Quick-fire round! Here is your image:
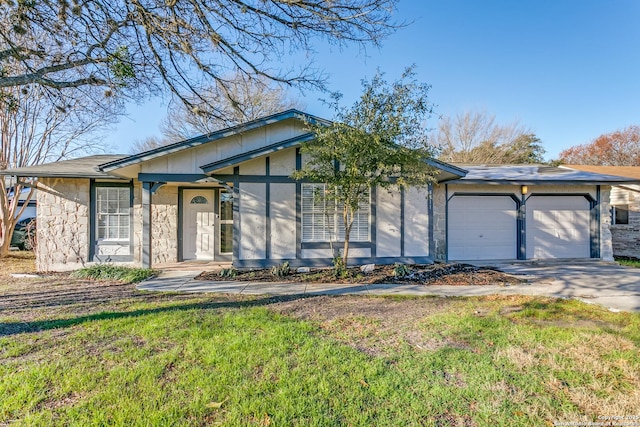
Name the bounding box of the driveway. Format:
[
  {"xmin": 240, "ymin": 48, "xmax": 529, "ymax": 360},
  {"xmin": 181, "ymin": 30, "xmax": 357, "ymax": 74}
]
[
  {"xmin": 138, "ymin": 261, "xmax": 640, "ymax": 313},
  {"xmin": 485, "ymin": 261, "xmax": 640, "ymax": 312}
]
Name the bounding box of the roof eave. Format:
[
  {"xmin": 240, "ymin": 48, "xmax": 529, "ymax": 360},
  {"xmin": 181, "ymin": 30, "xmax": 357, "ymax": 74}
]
[
  {"xmin": 424, "ymin": 158, "xmax": 468, "ymax": 183},
  {"xmin": 201, "ymin": 132, "xmax": 316, "ymax": 173},
  {"xmin": 99, "ymin": 109, "xmax": 330, "ymax": 173},
  {"xmin": 449, "ymin": 179, "xmax": 640, "ymax": 185}
]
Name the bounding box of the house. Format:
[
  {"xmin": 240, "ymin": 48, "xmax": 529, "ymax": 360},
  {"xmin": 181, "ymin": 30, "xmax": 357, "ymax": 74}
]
[
  {"xmin": 564, "ymin": 165, "xmax": 640, "ymax": 259},
  {"xmin": 5, "ymin": 110, "xmax": 637, "ymax": 271}
]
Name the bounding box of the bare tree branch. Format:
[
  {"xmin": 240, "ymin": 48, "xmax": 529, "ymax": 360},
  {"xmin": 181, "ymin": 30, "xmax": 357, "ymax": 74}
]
[
  {"xmin": 434, "ymin": 110, "xmax": 545, "ymax": 164},
  {"xmin": 0, "ymin": 0, "xmax": 400, "ymax": 110}
]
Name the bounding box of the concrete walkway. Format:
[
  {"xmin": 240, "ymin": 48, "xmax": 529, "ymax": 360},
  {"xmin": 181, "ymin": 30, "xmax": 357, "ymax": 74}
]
[{"xmin": 137, "ymin": 261, "xmax": 640, "ymax": 313}]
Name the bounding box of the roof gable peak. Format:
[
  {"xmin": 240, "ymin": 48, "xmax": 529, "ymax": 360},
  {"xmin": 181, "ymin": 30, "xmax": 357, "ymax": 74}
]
[{"xmin": 98, "ymin": 109, "xmax": 329, "ymax": 173}]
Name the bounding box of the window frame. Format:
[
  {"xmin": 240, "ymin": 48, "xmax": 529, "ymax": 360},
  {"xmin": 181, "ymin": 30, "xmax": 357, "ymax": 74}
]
[
  {"xmin": 90, "ymin": 181, "xmax": 134, "ymax": 262},
  {"xmin": 612, "ymin": 205, "xmax": 630, "ymax": 225},
  {"xmin": 301, "ymin": 183, "xmax": 370, "ymax": 243},
  {"xmin": 96, "ymin": 186, "xmax": 132, "ymax": 242},
  {"xmin": 219, "ymin": 189, "xmax": 233, "ymax": 254}
]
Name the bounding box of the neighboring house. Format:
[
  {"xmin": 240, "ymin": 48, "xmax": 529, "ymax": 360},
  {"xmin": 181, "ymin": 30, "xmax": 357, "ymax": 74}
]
[
  {"xmin": 564, "ymin": 165, "xmax": 640, "ymax": 259},
  {"xmin": 5, "ymin": 110, "xmax": 637, "ymax": 271}
]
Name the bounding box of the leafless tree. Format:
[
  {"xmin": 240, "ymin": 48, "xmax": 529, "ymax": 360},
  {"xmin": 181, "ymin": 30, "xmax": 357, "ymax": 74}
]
[
  {"xmin": 434, "ymin": 110, "xmax": 545, "ymax": 164},
  {"xmin": 1, "ymin": 0, "xmax": 400, "ymax": 113},
  {"xmin": 0, "ymin": 83, "xmax": 117, "ymax": 257},
  {"xmin": 161, "ymin": 74, "xmax": 304, "ymax": 141},
  {"xmin": 130, "ymin": 74, "xmax": 303, "ymax": 153},
  {"xmin": 130, "ymin": 136, "xmax": 166, "ymax": 153}
]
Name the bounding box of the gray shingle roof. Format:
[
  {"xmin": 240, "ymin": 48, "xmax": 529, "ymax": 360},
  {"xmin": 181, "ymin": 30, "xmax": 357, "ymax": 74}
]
[
  {"xmin": 5, "ymin": 155, "xmax": 128, "ymax": 179},
  {"xmin": 449, "ymin": 164, "xmax": 639, "ymax": 184}
]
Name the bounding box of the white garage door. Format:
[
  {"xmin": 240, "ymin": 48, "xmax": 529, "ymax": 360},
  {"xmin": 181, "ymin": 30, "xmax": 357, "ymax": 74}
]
[
  {"xmin": 526, "ymin": 196, "xmax": 590, "ymax": 259},
  {"xmin": 448, "ymin": 196, "xmax": 517, "ymax": 260}
]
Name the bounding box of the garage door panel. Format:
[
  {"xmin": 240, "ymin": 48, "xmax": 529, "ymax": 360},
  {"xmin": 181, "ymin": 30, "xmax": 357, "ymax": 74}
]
[
  {"xmin": 526, "ymin": 196, "xmax": 590, "ymax": 259},
  {"xmin": 448, "ymin": 227, "xmax": 515, "ymax": 244},
  {"xmin": 448, "ymin": 196, "xmax": 517, "ymax": 260}
]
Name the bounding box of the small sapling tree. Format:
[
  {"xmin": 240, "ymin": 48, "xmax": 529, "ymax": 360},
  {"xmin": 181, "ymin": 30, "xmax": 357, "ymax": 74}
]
[{"xmin": 292, "ymin": 66, "xmax": 438, "ymax": 268}]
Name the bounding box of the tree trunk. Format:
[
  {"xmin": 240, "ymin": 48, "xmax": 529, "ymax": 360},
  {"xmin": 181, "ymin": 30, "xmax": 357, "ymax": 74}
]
[
  {"xmin": 342, "ymin": 204, "xmax": 352, "ymax": 266},
  {"xmin": 0, "ymin": 233, "xmax": 12, "ymax": 257}
]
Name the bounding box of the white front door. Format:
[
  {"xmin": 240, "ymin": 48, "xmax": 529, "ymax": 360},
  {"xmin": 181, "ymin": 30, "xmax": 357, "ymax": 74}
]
[{"xmin": 183, "ymin": 189, "xmax": 216, "ymax": 260}]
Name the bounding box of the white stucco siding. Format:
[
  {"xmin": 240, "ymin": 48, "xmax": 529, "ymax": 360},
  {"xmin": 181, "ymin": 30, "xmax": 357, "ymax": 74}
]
[
  {"xmin": 346, "ymin": 248, "xmax": 372, "ymax": 258},
  {"xmin": 403, "ymin": 187, "xmax": 430, "ymax": 257},
  {"xmin": 269, "ymin": 148, "xmax": 297, "ymax": 175},
  {"xmin": 376, "ymin": 187, "xmax": 401, "ymax": 257},
  {"xmin": 239, "ymin": 183, "xmax": 267, "ymax": 260},
  {"xmin": 143, "ymin": 156, "xmax": 170, "ymax": 173},
  {"xmin": 240, "ymin": 158, "xmax": 266, "ymax": 175},
  {"xmin": 301, "ymin": 248, "xmax": 332, "ymax": 258},
  {"xmin": 270, "ymin": 183, "xmax": 296, "ymax": 259},
  {"xmin": 138, "ymin": 119, "xmax": 307, "ymax": 175}
]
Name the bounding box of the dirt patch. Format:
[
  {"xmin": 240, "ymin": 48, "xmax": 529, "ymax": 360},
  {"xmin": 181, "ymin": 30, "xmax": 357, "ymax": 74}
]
[
  {"xmin": 0, "ymin": 273, "xmax": 238, "ymax": 336},
  {"xmin": 271, "ymin": 295, "xmax": 471, "ymax": 356},
  {"xmin": 197, "ymin": 263, "xmax": 525, "ymax": 286}
]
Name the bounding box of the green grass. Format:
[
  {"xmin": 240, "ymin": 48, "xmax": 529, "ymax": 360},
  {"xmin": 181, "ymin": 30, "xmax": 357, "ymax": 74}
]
[
  {"xmin": 70, "ymin": 264, "xmax": 156, "ymax": 283},
  {"xmin": 617, "ymin": 258, "xmax": 640, "ymax": 268},
  {"xmin": 1, "ymin": 287, "xmax": 639, "ymax": 426}
]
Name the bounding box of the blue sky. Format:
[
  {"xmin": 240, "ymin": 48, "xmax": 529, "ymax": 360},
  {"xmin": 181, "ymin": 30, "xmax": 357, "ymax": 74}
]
[{"xmin": 106, "ymin": 0, "xmax": 640, "ymax": 160}]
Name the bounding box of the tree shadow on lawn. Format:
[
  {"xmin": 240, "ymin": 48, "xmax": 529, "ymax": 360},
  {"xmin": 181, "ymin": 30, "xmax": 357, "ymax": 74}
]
[{"xmin": 0, "ymin": 293, "xmax": 315, "ymax": 337}]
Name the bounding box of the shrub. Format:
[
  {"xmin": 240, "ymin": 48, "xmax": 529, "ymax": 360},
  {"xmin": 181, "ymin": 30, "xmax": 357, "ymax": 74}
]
[
  {"xmin": 332, "ymin": 256, "xmax": 347, "ymax": 278},
  {"xmin": 218, "ymin": 267, "xmax": 238, "ymax": 278},
  {"xmin": 71, "ymin": 265, "xmax": 156, "ymax": 283},
  {"xmin": 393, "ymin": 263, "xmax": 412, "ymax": 278},
  {"xmin": 271, "ymin": 261, "xmax": 291, "ymax": 278}
]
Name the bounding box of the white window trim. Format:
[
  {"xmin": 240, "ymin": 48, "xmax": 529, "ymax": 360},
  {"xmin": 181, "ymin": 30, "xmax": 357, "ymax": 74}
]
[
  {"xmin": 301, "ymin": 183, "xmax": 370, "ymax": 243},
  {"xmin": 96, "ymin": 186, "xmax": 131, "ymax": 242}
]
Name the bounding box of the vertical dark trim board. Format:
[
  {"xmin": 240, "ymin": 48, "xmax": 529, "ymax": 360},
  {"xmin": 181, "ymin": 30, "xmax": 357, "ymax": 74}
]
[
  {"xmin": 265, "ymin": 157, "xmax": 271, "ymax": 260},
  {"xmin": 232, "ymin": 167, "xmax": 241, "ymax": 264}
]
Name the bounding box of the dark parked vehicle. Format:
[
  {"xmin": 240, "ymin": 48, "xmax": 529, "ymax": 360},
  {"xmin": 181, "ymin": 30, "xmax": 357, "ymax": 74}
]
[{"xmin": 11, "ymin": 217, "xmax": 36, "ymax": 250}]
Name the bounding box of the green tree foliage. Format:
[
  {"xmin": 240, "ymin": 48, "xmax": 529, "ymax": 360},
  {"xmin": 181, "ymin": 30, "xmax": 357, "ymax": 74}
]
[{"xmin": 292, "ymin": 66, "xmax": 438, "ymax": 265}]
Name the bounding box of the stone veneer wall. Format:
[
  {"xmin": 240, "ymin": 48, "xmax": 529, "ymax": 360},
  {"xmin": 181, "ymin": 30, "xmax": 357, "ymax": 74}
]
[
  {"xmin": 599, "ymin": 186, "xmax": 614, "ymax": 261},
  {"xmin": 431, "ymin": 183, "xmax": 447, "ymax": 262},
  {"xmin": 36, "ymin": 178, "xmax": 90, "ymax": 271},
  {"xmin": 149, "ymin": 185, "xmax": 178, "ymax": 265},
  {"xmin": 609, "ymin": 187, "xmax": 640, "ymax": 259}
]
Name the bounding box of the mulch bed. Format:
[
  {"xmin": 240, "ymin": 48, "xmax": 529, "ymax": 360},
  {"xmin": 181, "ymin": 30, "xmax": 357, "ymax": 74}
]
[{"xmin": 196, "ymin": 263, "xmax": 526, "ymax": 286}]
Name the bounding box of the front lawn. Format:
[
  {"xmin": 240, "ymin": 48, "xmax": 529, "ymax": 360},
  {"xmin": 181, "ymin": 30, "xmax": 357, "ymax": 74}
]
[{"xmin": 1, "ymin": 260, "xmax": 639, "ymax": 425}]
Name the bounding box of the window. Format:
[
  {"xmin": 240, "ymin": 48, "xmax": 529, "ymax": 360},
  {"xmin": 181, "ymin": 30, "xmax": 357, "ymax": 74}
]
[
  {"xmin": 96, "ymin": 187, "xmax": 131, "ymax": 241},
  {"xmin": 190, "ymin": 195, "xmax": 209, "ymax": 204},
  {"xmin": 301, "ymin": 183, "xmax": 370, "ymax": 242},
  {"xmin": 219, "ymin": 190, "xmax": 233, "ymax": 253},
  {"xmin": 612, "ymin": 205, "xmax": 629, "ymax": 225}
]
